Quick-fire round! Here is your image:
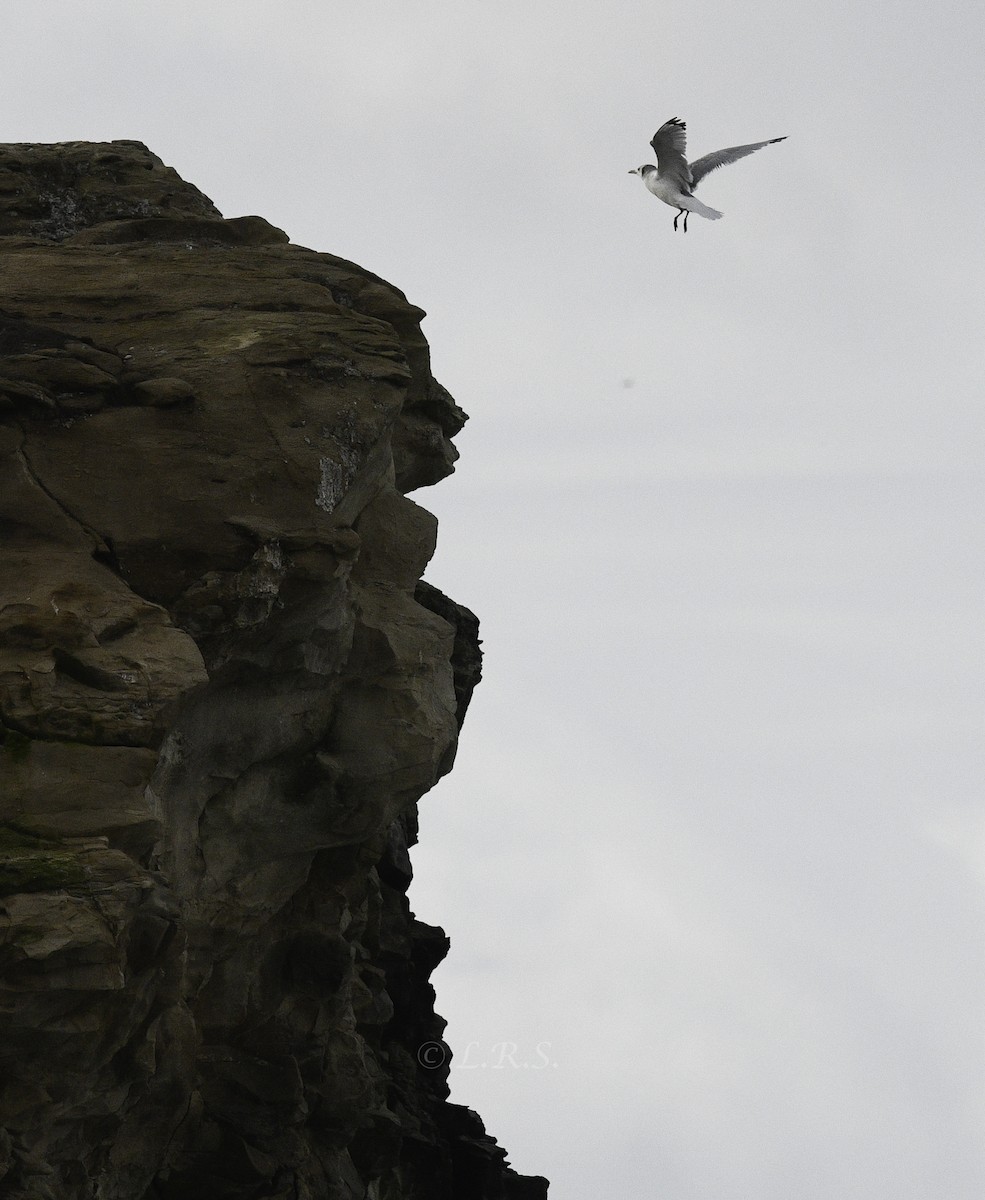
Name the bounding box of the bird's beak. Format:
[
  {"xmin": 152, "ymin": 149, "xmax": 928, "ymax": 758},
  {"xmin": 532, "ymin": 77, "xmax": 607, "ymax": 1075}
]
[{"xmin": 628, "ymin": 168, "xmax": 637, "ymax": 175}]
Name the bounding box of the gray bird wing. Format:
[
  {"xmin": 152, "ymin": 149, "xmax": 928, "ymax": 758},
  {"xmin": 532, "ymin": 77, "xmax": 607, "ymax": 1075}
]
[
  {"xmin": 688, "ymin": 137, "xmax": 787, "ymax": 189},
  {"xmin": 649, "ymin": 118, "xmax": 693, "ymax": 190}
]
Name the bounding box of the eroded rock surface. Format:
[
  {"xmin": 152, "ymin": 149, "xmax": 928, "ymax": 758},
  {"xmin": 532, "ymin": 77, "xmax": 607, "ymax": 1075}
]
[{"xmin": 0, "ymin": 141, "xmax": 546, "ymax": 1200}]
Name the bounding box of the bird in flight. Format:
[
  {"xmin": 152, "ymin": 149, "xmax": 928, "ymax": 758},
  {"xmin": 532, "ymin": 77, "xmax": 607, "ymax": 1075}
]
[{"xmin": 629, "ymin": 117, "xmax": 786, "ymax": 231}]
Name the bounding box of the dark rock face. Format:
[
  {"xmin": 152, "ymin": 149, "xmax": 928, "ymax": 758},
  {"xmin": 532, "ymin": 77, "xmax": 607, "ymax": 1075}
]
[{"xmin": 0, "ymin": 142, "xmax": 546, "ymax": 1200}]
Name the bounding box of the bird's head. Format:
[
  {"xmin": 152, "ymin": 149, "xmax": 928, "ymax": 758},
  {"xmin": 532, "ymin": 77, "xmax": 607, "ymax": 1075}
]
[
  {"xmin": 628, "ymin": 166, "xmax": 643, "ymax": 176},
  {"xmin": 628, "ymin": 165, "xmax": 654, "ymax": 177}
]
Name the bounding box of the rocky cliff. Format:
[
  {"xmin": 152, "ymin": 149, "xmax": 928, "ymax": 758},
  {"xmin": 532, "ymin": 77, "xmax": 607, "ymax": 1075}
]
[{"xmin": 0, "ymin": 141, "xmax": 546, "ymax": 1200}]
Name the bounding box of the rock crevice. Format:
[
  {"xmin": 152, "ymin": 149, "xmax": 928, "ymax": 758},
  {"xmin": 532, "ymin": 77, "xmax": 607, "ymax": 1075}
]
[{"xmin": 0, "ymin": 141, "xmax": 546, "ymax": 1199}]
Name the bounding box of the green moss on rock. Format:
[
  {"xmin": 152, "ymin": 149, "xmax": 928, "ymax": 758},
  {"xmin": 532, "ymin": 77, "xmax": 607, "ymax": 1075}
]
[{"xmin": 0, "ymin": 824, "xmax": 87, "ymax": 896}]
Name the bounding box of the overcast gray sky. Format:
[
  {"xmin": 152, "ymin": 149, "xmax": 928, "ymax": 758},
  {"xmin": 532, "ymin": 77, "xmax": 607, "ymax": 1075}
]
[{"xmin": 7, "ymin": 3, "xmax": 985, "ymax": 1197}]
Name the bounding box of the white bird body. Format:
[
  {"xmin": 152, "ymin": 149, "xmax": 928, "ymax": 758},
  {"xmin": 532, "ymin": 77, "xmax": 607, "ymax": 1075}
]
[
  {"xmin": 631, "ymin": 117, "xmax": 786, "ymax": 231},
  {"xmin": 640, "ymin": 167, "xmax": 723, "ymax": 222}
]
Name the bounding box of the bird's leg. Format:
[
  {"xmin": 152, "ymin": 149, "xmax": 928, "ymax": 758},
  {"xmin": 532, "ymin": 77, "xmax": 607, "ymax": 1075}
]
[
  {"xmin": 683, "ymin": 211, "xmax": 689, "ymax": 232},
  {"xmin": 673, "ymin": 210, "xmax": 680, "ymax": 231}
]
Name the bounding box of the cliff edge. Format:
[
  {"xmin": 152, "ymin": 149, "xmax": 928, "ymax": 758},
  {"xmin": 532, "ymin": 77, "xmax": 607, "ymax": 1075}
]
[{"xmin": 0, "ymin": 141, "xmax": 546, "ymax": 1200}]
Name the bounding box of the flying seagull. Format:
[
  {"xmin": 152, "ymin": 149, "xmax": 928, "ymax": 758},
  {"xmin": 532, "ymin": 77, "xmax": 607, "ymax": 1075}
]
[{"xmin": 629, "ymin": 117, "xmax": 786, "ymax": 231}]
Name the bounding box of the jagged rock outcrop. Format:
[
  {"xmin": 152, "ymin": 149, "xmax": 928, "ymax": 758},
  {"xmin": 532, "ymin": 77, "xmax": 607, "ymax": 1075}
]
[{"xmin": 0, "ymin": 141, "xmax": 547, "ymax": 1200}]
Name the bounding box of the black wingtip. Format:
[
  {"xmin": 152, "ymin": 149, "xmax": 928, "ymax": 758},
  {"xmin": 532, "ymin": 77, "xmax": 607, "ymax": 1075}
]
[{"xmin": 652, "ymin": 117, "xmax": 686, "ymax": 146}]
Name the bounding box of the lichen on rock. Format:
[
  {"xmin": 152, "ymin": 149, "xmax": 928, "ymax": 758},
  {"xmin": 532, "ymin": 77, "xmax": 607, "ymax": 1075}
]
[{"xmin": 0, "ymin": 140, "xmax": 546, "ymax": 1199}]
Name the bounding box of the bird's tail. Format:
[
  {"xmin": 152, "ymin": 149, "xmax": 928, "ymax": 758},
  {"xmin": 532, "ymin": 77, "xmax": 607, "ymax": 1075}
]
[{"xmin": 681, "ymin": 195, "xmax": 723, "ymax": 220}]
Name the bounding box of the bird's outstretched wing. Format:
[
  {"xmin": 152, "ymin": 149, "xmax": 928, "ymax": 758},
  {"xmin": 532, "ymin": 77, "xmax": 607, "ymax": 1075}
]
[
  {"xmin": 650, "ymin": 118, "xmax": 692, "ymax": 190},
  {"xmin": 688, "ymin": 137, "xmax": 787, "ymax": 188}
]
